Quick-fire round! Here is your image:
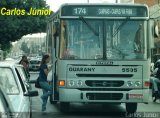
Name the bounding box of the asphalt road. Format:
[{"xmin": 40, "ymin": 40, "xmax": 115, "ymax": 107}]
[{"xmin": 30, "ymin": 72, "xmax": 160, "ymax": 118}]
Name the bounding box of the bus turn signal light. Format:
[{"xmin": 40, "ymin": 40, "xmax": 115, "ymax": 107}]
[
  {"xmin": 59, "ymin": 80, "xmax": 65, "ymax": 86},
  {"xmin": 144, "ymin": 81, "xmax": 150, "ymax": 87}
]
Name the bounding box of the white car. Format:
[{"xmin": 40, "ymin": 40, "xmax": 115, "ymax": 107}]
[
  {"xmin": 0, "ymin": 86, "xmax": 14, "ymax": 118},
  {"xmin": 0, "ymin": 61, "xmax": 38, "ymax": 118},
  {"xmin": 29, "ymin": 59, "xmax": 41, "ymax": 71}
]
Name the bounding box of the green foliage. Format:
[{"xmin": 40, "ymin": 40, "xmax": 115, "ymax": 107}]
[{"xmin": 0, "ymin": 0, "xmax": 53, "ymax": 51}]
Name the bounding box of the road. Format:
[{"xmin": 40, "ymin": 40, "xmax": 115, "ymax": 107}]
[{"xmin": 30, "ymin": 72, "xmax": 160, "ymax": 118}]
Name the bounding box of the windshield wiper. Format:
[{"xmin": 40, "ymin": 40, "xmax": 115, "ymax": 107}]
[
  {"xmin": 112, "ymin": 17, "xmax": 130, "ymax": 37},
  {"xmin": 79, "ymin": 16, "xmax": 99, "ymax": 36}
]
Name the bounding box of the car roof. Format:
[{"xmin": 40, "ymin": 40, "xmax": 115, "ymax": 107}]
[
  {"xmin": 0, "ymin": 61, "xmax": 22, "ymax": 68},
  {"xmin": 30, "ymin": 58, "xmax": 41, "ymax": 61}
]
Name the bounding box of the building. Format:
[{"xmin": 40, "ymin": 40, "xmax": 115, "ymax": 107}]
[
  {"xmin": 135, "ymin": 0, "xmax": 160, "ymax": 7},
  {"xmin": 11, "ymin": 33, "xmax": 46, "ymax": 57},
  {"xmin": 23, "ymin": 33, "xmax": 46, "ymax": 55}
]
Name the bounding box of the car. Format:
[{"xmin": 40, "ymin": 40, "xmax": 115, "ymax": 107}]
[
  {"xmin": 36, "ymin": 56, "xmax": 42, "ymax": 61},
  {"xmin": 0, "ymin": 86, "xmax": 14, "ymax": 118},
  {"xmin": 0, "ymin": 61, "xmax": 38, "ymax": 118},
  {"xmin": 5, "ymin": 58, "xmax": 15, "ymax": 61},
  {"xmin": 29, "ymin": 59, "xmax": 41, "ymax": 71}
]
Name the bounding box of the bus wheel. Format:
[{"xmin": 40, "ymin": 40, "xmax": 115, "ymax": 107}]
[
  {"xmin": 60, "ymin": 102, "xmax": 70, "ymax": 112},
  {"xmin": 126, "ymin": 103, "xmax": 137, "ymax": 113}
]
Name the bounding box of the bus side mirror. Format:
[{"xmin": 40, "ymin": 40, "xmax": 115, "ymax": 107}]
[
  {"xmin": 53, "ymin": 21, "xmax": 59, "ymax": 36},
  {"xmin": 154, "ymin": 24, "xmax": 159, "ymax": 37}
]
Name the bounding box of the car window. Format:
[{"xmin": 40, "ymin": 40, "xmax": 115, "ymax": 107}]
[
  {"xmin": 22, "ymin": 67, "xmax": 30, "ymax": 79},
  {"xmin": 0, "ymin": 68, "xmax": 19, "ymax": 94},
  {"xmin": 15, "ymin": 68, "xmax": 27, "ymax": 93},
  {"xmin": 16, "ymin": 66, "xmax": 27, "ymax": 82}
]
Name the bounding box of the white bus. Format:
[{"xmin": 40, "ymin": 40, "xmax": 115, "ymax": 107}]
[{"xmin": 46, "ymin": 3, "xmax": 156, "ymax": 113}]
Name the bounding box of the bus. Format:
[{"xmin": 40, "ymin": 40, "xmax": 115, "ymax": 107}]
[{"xmin": 46, "ymin": 3, "xmax": 155, "ymax": 113}]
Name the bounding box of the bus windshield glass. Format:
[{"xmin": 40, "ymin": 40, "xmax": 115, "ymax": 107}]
[{"xmin": 60, "ymin": 19, "xmax": 146, "ymax": 60}]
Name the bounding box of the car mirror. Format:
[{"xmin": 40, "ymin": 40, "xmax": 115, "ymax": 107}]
[{"xmin": 24, "ymin": 90, "xmax": 38, "ymax": 97}]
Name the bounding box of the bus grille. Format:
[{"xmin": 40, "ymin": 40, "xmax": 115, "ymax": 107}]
[
  {"xmin": 86, "ymin": 93, "xmax": 123, "ymax": 100},
  {"xmin": 78, "ymin": 88, "xmax": 132, "ymax": 91},
  {"xmin": 85, "ymin": 80, "xmax": 124, "ymax": 87}
]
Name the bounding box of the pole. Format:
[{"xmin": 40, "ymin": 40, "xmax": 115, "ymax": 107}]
[{"xmin": 87, "ymin": 0, "xmax": 89, "ymax": 3}]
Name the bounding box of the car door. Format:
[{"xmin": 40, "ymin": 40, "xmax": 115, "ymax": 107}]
[
  {"xmin": 15, "ymin": 67, "xmax": 30, "ymax": 118},
  {"xmin": 0, "ymin": 66, "xmax": 24, "ymax": 117},
  {"xmin": 0, "ymin": 88, "xmax": 13, "ymax": 118},
  {"xmin": 16, "ymin": 66, "xmax": 32, "ymax": 110},
  {"xmin": 0, "ymin": 67, "xmax": 21, "ymax": 114},
  {"xmin": 0, "ymin": 92, "xmax": 10, "ymax": 118}
]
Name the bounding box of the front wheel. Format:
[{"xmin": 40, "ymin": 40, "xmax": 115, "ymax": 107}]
[
  {"xmin": 126, "ymin": 103, "xmax": 137, "ymax": 113},
  {"xmin": 60, "ymin": 102, "xmax": 70, "ymax": 112}
]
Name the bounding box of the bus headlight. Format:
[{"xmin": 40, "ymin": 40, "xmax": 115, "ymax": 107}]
[
  {"xmin": 68, "ymin": 80, "xmax": 75, "ymax": 86},
  {"xmin": 77, "ymin": 80, "xmax": 83, "ymax": 86},
  {"xmin": 135, "ymin": 81, "xmax": 141, "ymax": 87},
  {"xmin": 127, "ymin": 81, "xmax": 133, "ymax": 87}
]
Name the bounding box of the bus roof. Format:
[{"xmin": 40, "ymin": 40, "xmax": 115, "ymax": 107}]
[{"xmin": 50, "ymin": 3, "xmax": 149, "ymax": 20}]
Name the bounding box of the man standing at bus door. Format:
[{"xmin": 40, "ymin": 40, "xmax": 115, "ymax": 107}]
[
  {"xmin": 152, "ymin": 64, "xmax": 160, "ymax": 102},
  {"xmin": 19, "ymin": 55, "xmax": 30, "ymax": 77}
]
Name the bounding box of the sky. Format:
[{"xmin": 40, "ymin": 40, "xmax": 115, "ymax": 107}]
[{"xmin": 46, "ymin": 0, "xmax": 116, "ymax": 12}]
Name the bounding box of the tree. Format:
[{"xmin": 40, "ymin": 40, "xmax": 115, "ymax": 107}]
[{"xmin": 0, "ymin": 0, "xmax": 53, "ymax": 51}]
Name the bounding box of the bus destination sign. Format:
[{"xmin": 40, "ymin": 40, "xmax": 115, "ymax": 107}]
[
  {"xmin": 61, "ymin": 5, "xmax": 148, "ymax": 17},
  {"xmin": 97, "ymin": 8, "xmax": 134, "ymax": 16},
  {"xmin": 72, "ymin": 7, "xmax": 134, "ymax": 16}
]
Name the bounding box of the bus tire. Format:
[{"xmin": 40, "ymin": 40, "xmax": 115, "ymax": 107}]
[
  {"xmin": 126, "ymin": 103, "xmax": 137, "ymax": 113},
  {"xmin": 60, "ymin": 102, "xmax": 70, "ymax": 112}
]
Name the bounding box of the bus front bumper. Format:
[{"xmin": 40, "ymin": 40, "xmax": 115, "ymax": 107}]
[{"xmin": 59, "ymin": 88, "xmax": 149, "ymax": 103}]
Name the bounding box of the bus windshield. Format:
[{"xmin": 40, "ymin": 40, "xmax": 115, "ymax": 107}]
[{"xmin": 60, "ymin": 19, "xmax": 146, "ymax": 60}]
